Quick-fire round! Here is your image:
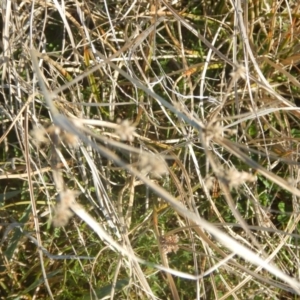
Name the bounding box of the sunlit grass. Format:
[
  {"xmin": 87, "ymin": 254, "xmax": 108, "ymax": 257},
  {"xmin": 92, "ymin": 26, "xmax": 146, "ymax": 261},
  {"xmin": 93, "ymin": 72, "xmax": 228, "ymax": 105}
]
[{"xmin": 1, "ymin": 0, "xmax": 300, "ymax": 299}]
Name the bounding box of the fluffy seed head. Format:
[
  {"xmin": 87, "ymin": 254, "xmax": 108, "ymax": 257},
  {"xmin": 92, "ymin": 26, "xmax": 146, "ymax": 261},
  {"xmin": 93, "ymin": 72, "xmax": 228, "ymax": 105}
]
[
  {"xmin": 115, "ymin": 119, "xmax": 135, "ymax": 141},
  {"xmin": 138, "ymin": 154, "xmax": 168, "ymax": 178},
  {"xmin": 52, "ymin": 190, "xmax": 78, "ymax": 227}
]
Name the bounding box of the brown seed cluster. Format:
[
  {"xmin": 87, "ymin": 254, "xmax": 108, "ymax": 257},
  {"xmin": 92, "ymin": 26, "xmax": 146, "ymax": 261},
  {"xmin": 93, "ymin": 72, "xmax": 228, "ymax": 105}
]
[{"xmin": 159, "ymin": 234, "xmax": 179, "ymax": 254}]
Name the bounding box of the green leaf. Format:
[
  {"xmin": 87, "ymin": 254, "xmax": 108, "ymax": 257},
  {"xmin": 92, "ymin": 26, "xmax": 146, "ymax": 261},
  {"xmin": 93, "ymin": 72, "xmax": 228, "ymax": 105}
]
[{"xmin": 82, "ymin": 279, "xmax": 129, "ymax": 300}]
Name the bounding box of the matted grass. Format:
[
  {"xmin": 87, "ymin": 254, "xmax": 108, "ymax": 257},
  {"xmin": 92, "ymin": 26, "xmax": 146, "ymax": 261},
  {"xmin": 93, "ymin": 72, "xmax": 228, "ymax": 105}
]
[{"xmin": 1, "ymin": 0, "xmax": 300, "ymax": 299}]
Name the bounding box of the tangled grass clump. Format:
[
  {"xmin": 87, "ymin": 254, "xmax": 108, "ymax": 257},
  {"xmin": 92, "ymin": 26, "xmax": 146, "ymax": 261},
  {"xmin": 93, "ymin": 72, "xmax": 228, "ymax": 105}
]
[{"xmin": 2, "ymin": 0, "xmax": 300, "ymax": 299}]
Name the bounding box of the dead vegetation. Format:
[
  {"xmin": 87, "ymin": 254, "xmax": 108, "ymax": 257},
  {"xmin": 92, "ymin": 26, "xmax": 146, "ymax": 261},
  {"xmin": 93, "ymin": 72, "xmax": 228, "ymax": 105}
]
[{"xmin": 1, "ymin": 0, "xmax": 300, "ymax": 299}]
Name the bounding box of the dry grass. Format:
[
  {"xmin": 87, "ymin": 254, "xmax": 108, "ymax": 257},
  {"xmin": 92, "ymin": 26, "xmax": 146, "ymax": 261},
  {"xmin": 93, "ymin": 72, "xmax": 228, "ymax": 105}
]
[{"xmin": 1, "ymin": 0, "xmax": 300, "ymax": 299}]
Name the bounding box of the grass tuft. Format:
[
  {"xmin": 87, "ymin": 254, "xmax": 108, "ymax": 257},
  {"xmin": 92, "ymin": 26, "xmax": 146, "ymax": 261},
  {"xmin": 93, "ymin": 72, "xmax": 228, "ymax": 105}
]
[{"xmin": 1, "ymin": 0, "xmax": 300, "ymax": 299}]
